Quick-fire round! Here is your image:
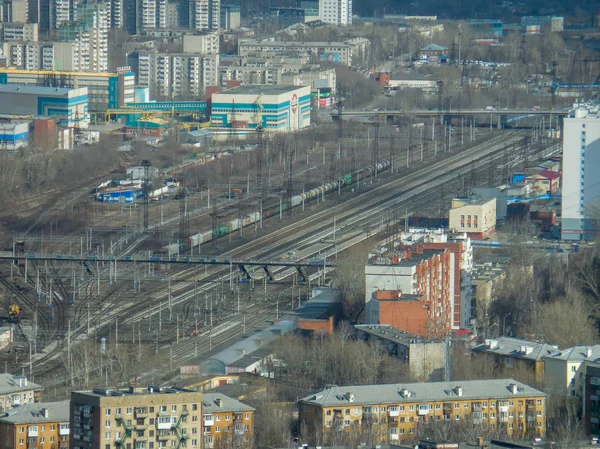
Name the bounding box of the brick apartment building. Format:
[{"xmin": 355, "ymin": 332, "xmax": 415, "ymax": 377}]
[
  {"xmin": 299, "ymin": 379, "xmax": 546, "ymax": 444},
  {"xmin": 364, "ymin": 245, "xmax": 453, "ymax": 337}
]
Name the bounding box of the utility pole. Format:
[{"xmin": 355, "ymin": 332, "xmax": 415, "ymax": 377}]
[{"xmin": 142, "ymin": 160, "xmax": 151, "ymax": 231}]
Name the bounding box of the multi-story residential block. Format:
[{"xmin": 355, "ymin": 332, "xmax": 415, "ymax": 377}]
[
  {"xmin": 141, "ymin": 0, "xmax": 167, "ymax": 29},
  {"xmin": 238, "ymin": 38, "xmax": 370, "ymax": 67},
  {"xmin": 70, "ymin": 386, "xmax": 204, "ymax": 449},
  {"xmin": 53, "ymin": 0, "xmax": 73, "ymax": 29},
  {"xmin": 392, "ymin": 229, "xmax": 473, "ymax": 329},
  {"xmin": 201, "ymin": 393, "xmax": 254, "ymax": 449},
  {"xmin": 521, "ymin": 16, "xmax": 563, "ymax": 32},
  {"xmin": 355, "ymin": 324, "xmax": 446, "ymax": 380},
  {"xmin": 583, "ymin": 361, "xmax": 600, "ymax": 437},
  {"xmin": 182, "ymin": 32, "xmax": 219, "ymax": 54},
  {"xmin": 561, "ymin": 103, "xmax": 600, "ymax": 240},
  {"xmin": 188, "ymin": 0, "xmax": 219, "ymax": 32},
  {"xmin": 364, "ymin": 244, "xmax": 454, "ymax": 337},
  {"xmin": 129, "ymin": 50, "xmax": 218, "ymax": 98},
  {"xmin": 298, "ymin": 379, "xmax": 546, "ymax": 444},
  {"xmin": 544, "ymin": 345, "xmax": 600, "ymax": 399},
  {"xmin": 0, "ymin": 375, "xmax": 42, "ymax": 413},
  {"xmin": 471, "ymin": 256, "xmax": 509, "ymax": 323},
  {"xmin": 4, "ymin": 0, "xmax": 29, "ymax": 22},
  {"xmin": 318, "ymin": 0, "xmax": 351, "ymax": 25},
  {"xmin": 218, "ymin": 64, "xmax": 282, "ymax": 86},
  {"xmin": 472, "ymin": 337, "xmax": 559, "ymax": 385},
  {"xmin": 0, "ymin": 401, "xmax": 70, "ymax": 449},
  {"xmin": 448, "ymin": 198, "xmax": 497, "ymax": 239},
  {"xmin": 219, "ymin": 4, "xmax": 239, "ymax": 30},
  {"xmin": 2, "ymin": 22, "xmax": 38, "ymax": 42}
]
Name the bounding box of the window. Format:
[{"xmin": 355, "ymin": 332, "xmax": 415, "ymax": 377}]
[
  {"xmin": 127, "ymin": 408, "xmax": 133, "ymax": 415},
  {"xmin": 409, "ymin": 428, "xmax": 414, "ymax": 434},
  {"xmin": 571, "ymin": 366, "xmax": 577, "ymax": 372},
  {"xmin": 19, "ymin": 440, "xmax": 24, "ymax": 446},
  {"xmin": 344, "ymin": 420, "xmax": 350, "ymax": 426},
  {"xmin": 41, "ymin": 426, "xmax": 45, "ymax": 431},
  {"xmin": 192, "ymin": 416, "xmax": 198, "ymax": 422},
  {"xmin": 172, "ymin": 405, "xmax": 177, "ymax": 412},
  {"xmin": 464, "ymin": 403, "xmax": 469, "ymax": 408},
  {"xmin": 40, "ymin": 438, "xmax": 45, "ymax": 443},
  {"xmin": 191, "ymin": 440, "xmax": 197, "ymax": 448},
  {"xmin": 399, "ymin": 406, "xmax": 404, "ymax": 411},
  {"xmin": 19, "ymin": 427, "xmax": 24, "ymax": 433},
  {"xmin": 409, "ymin": 405, "xmax": 414, "ymax": 411},
  {"xmin": 116, "ymin": 408, "xmax": 122, "ymax": 415},
  {"xmin": 353, "ymin": 408, "xmax": 360, "ymax": 415},
  {"xmin": 491, "ymin": 413, "xmax": 495, "ymax": 418},
  {"xmin": 509, "ymin": 423, "xmax": 514, "ymax": 429},
  {"xmin": 225, "ymin": 415, "xmax": 231, "ymax": 421},
  {"xmin": 326, "ymin": 410, "xmax": 331, "ymax": 416},
  {"xmin": 326, "ymin": 420, "xmax": 331, "ymax": 427},
  {"xmin": 51, "ymin": 425, "xmax": 56, "ymax": 431},
  {"xmin": 509, "ymin": 412, "xmax": 514, "ymax": 418},
  {"xmin": 215, "ymin": 427, "xmax": 220, "ymax": 433},
  {"xmin": 160, "ymin": 406, "xmax": 167, "ymax": 412},
  {"xmin": 225, "ymin": 426, "xmax": 230, "ymax": 432},
  {"xmin": 106, "ymin": 420, "xmax": 111, "ymax": 428},
  {"xmin": 490, "ymin": 402, "xmax": 495, "ymax": 407},
  {"xmin": 455, "ymin": 414, "xmax": 460, "ymax": 420},
  {"xmin": 435, "ymin": 404, "xmax": 440, "ymax": 410},
  {"xmin": 116, "ymin": 432, "xmax": 121, "ymax": 439},
  {"xmin": 106, "ymin": 409, "xmax": 112, "ymax": 416},
  {"xmin": 215, "ymin": 416, "xmax": 220, "ymax": 422},
  {"xmin": 400, "ymin": 429, "xmax": 405, "ymax": 435},
  {"xmin": 149, "ymin": 407, "xmax": 154, "ymax": 413},
  {"xmin": 106, "ymin": 432, "xmax": 111, "ymax": 439},
  {"xmin": 105, "ymin": 445, "xmax": 110, "ymax": 449},
  {"xmin": 537, "ymin": 411, "xmax": 542, "ymax": 416},
  {"xmin": 50, "ymin": 437, "xmax": 55, "ymax": 443},
  {"xmin": 454, "ymin": 403, "xmax": 459, "ymax": 409}
]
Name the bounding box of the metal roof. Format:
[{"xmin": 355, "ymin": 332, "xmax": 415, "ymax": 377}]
[
  {"xmin": 420, "ymin": 44, "xmax": 448, "ymax": 51},
  {"xmin": 472, "ymin": 337, "xmax": 559, "ymax": 362},
  {"xmin": 355, "ymin": 324, "xmax": 440, "ymax": 347},
  {"xmin": 218, "ymin": 84, "xmax": 308, "ymax": 96},
  {"xmin": 299, "ymin": 379, "xmax": 546, "ymax": 406},
  {"xmin": 0, "ymin": 401, "xmax": 69, "ymax": 424},
  {"xmin": 205, "ymin": 320, "xmax": 297, "ymax": 367},
  {"xmin": 0, "ymin": 374, "xmax": 41, "ymax": 395},
  {"xmin": 202, "ymin": 393, "xmax": 255, "ymax": 413},
  {"xmin": 543, "ymin": 344, "xmax": 600, "ymax": 362},
  {"xmin": 0, "ymin": 84, "xmax": 85, "ymax": 96}
]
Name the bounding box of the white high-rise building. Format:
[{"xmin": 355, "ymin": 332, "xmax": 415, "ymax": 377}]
[
  {"xmin": 53, "ymin": 0, "xmax": 73, "ymax": 29},
  {"xmin": 141, "ymin": 0, "xmax": 167, "ymax": 29},
  {"xmin": 189, "ymin": 0, "xmax": 219, "ymax": 31},
  {"xmin": 133, "ymin": 50, "xmax": 218, "ymax": 99},
  {"xmin": 318, "ymin": 0, "xmax": 351, "ymax": 25},
  {"xmin": 562, "ymin": 103, "xmax": 600, "ymax": 241}
]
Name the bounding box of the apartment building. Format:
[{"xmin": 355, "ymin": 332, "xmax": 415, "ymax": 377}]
[
  {"xmin": 188, "ymin": 0, "xmax": 219, "ymax": 32},
  {"xmin": 2, "ymin": 23, "xmax": 38, "ymax": 42},
  {"xmin": 318, "ymin": 0, "xmax": 351, "ymax": 25},
  {"xmin": 201, "ymin": 393, "xmax": 254, "ymax": 449},
  {"xmin": 70, "ymin": 386, "xmax": 204, "ymax": 449},
  {"xmin": 561, "ymin": 103, "xmax": 600, "ymax": 240},
  {"xmin": 182, "ymin": 33, "xmax": 219, "ymax": 55},
  {"xmin": 130, "ymin": 50, "xmax": 219, "ymax": 98},
  {"xmin": 238, "ymin": 38, "xmax": 369, "ymax": 67},
  {"xmin": 2, "ymin": 0, "xmax": 28, "ymax": 22},
  {"xmin": 364, "ymin": 245, "xmax": 453, "ymax": 337},
  {"xmin": 0, "ymin": 375, "xmax": 42, "ymax": 413},
  {"xmin": 544, "ymin": 345, "xmax": 600, "ymax": 399},
  {"xmin": 298, "ymin": 379, "xmax": 546, "ymax": 444},
  {"xmin": 0, "ymin": 401, "xmax": 70, "ymax": 449},
  {"xmin": 393, "ymin": 229, "xmax": 473, "ymax": 329},
  {"xmin": 219, "ymin": 4, "xmax": 239, "ymax": 30},
  {"xmin": 472, "ymin": 337, "xmax": 559, "ymax": 385}
]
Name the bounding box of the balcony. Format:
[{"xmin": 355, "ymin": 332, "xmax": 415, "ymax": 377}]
[
  {"xmin": 157, "ymin": 434, "xmax": 171, "ymax": 441},
  {"xmin": 135, "ymin": 424, "xmax": 148, "ymax": 430},
  {"xmin": 388, "ymin": 409, "xmax": 399, "ymax": 417},
  {"xmin": 390, "ymin": 434, "xmax": 399, "ymax": 441},
  {"xmin": 499, "ymin": 405, "xmax": 509, "ymax": 413}
]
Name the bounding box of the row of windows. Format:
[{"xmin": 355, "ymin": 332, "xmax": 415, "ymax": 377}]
[
  {"xmin": 18, "ymin": 436, "xmax": 67, "ymax": 445},
  {"xmin": 326, "ymin": 413, "xmax": 543, "ymax": 428},
  {"xmin": 324, "ymin": 399, "xmax": 543, "ymax": 415},
  {"xmin": 105, "ymin": 404, "xmax": 198, "ymax": 416},
  {"xmin": 19, "ymin": 424, "xmax": 69, "ymax": 432}
]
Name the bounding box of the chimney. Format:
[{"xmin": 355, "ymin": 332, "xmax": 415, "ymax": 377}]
[{"xmin": 215, "ymin": 398, "xmax": 223, "ymax": 408}]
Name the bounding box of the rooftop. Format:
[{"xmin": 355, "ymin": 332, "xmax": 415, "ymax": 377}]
[
  {"xmin": 420, "ymin": 43, "xmax": 448, "ymax": 51},
  {"xmin": 299, "ymin": 379, "xmax": 546, "ymax": 407},
  {"xmin": 217, "ymin": 84, "xmax": 308, "ymax": 96},
  {"xmin": 0, "ymin": 374, "xmax": 41, "ymax": 394},
  {"xmin": 0, "ymin": 401, "xmax": 69, "ymax": 424},
  {"xmin": 75, "ymin": 385, "xmax": 200, "ymax": 398},
  {"xmin": 367, "ymin": 248, "xmax": 445, "ymax": 266},
  {"xmin": 355, "ymin": 324, "xmax": 440, "ymax": 346},
  {"xmin": 202, "ymin": 393, "xmax": 255, "ymax": 413},
  {"xmin": 544, "ymin": 344, "xmax": 600, "ymax": 362},
  {"xmin": 472, "ymin": 337, "xmax": 559, "ymax": 361},
  {"xmin": 0, "ymin": 84, "xmax": 84, "ymax": 96}
]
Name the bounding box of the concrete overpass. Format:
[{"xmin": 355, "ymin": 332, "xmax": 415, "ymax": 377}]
[{"xmin": 331, "ymin": 108, "xmax": 569, "ymax": 128}]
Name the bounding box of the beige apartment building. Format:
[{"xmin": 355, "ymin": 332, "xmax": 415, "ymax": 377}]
[
  {"xmin": 70, "ymin": 386, "xmax": 204, "ymax": 449},
  {"xmin": 0, "ymin": 374, "xmax": 42, "ymax": 413}
]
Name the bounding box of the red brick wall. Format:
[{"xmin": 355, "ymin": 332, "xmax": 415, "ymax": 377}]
[
  {"xmin": 378, "ymin": 300, "xmax": 429, "ymax": 337},
  {"xmin": 297, "ymin": 316, "xmax": 334, "ymax": 336}
]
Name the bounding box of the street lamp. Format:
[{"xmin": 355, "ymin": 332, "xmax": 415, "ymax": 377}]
[{"xmin": 503, "ymin": 312, "xmax": 512, "ymax": 336}]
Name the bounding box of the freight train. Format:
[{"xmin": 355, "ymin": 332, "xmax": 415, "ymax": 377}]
[{"xmin": 188, "ymin": 161, "xmax": 392, "ymax": 249}]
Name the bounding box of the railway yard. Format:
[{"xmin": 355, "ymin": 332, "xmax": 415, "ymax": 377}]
[{"xmin": 0, "ymin": 118, "xmax": 559, "ymax": 399}]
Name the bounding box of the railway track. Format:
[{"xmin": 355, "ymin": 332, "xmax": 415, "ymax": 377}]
[{"xmin": 26, "ymin": 131, "xmax": 556, "ymax": 385}]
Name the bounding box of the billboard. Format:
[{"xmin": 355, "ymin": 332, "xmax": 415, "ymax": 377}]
[{"xmin": 319, "ymin": 52, "xmax": 341, "ymax": 62}]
